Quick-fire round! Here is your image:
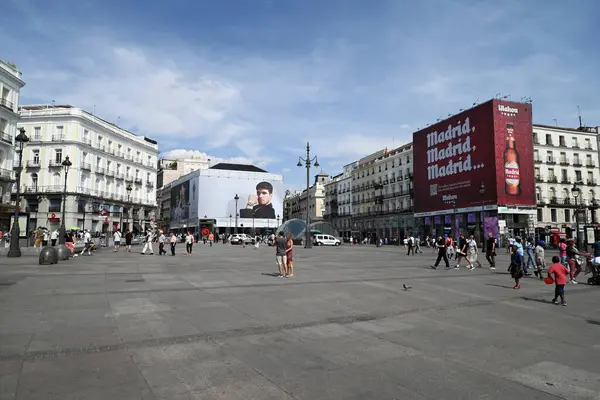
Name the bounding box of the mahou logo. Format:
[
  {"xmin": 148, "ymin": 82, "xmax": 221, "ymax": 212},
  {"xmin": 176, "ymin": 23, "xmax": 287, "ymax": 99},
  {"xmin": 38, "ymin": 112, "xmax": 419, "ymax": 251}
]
[{"xmin": 498, "ymin": 105, "xmax": 518, "ymax": 114}]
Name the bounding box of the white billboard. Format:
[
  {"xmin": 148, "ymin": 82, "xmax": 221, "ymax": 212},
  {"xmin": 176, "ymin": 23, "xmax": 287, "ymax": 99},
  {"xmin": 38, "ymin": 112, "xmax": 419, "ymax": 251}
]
[{"xmin": 171, "ymin": 173, "xmax": 284, "ymax": 225}]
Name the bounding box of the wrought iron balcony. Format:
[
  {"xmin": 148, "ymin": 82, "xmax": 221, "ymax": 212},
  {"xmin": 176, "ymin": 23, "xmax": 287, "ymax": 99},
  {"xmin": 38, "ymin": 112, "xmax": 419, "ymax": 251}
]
[
  {"xmin": 546, "ymin": 157, "xmax": 556, "ymax": 165},
  {"xmin": 146, "ymin": 180, "xmax": 154, "ymax": 187},
  {"xmin": 48, "ymin": 160, "xmax": 64, "ymax": 168},
  {"xmin": 0, "ymin": 167, "xmax": 14, "ymax": 181},
  {"xmin": 29, "ymin": 135, "xmax": 43, "ymax": 142},
  {"xmin": 94, "ymin": 167, "xmax": 105, "ymax": 174},
  {"xmin": 80, "ymin": 162, "xmax": 91, "ymax": 171},
  {"xmin": 0, "ymin": 97, "xmax": 14, "ymax": 111},
  {"xmin": 573, "ymin": 160, "xmax": 583, "ymax": 167},
  {"xmin": 134, "ymin": 177, "xmax": 142, "ymax": 185},
  {"xmin": 559, "ymin": 158, "xmax": 570, "ymax": 166},
  {"xmin": 115, "ymin": 173, "xmax": 125, "ymax": 180},
  {"xmin": 0, "ymin": 131, "xmax": 12, "ymax": 144},
  {"xmin": 548, "ymin": 176, "xmax": 558, "ymax": 183},
  {"xmin": 52, "ymin": 134, "xmax": 65, "ymax": 141}
]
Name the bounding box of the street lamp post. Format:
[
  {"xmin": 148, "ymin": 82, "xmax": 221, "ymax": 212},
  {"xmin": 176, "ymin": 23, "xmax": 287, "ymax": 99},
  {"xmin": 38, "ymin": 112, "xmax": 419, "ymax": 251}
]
[
  {"xmin": 572, "ymin": 184, "xmax": 582, "ymax": 249},
  {"xmin": 58, "ymin": 155, "xmax": 72, "ymax": 246},
  {"xmin": 277, "ymin": 214, "xmax": 280, "ymax": 228},
  {"xmin": 479, "ymin": 182, "xmax": 485, "ymax": 246},
  {"xmin": 7, "ymin": 128, "xmax": 29, "ymax": 258},
  {"xmin": 229, "ymin": 214, "xmax": 232, "ymax": 234},
  {"xmin": 234, "ymin": 194, "xmax": 239, "ymax": 234},
  {"xmin": 126, "ymin": 183, "xmax": 132, "ymax": 231},
  {"xmin": 297, "ymin": 142, "xmax": 319, "ymax": 248}
]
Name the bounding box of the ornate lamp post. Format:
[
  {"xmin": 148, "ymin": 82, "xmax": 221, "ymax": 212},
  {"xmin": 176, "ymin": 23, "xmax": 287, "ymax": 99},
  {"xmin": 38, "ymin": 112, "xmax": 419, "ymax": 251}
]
[
  {"xmin": 126, "ymin": 183, "xmax": 132, "ymax": 231},
  {"xmin": 479, "ymin": 182, "xmax": 485, "ymax": 246},
  {"xmin": 234, "ymin": 194, "xmax": 239, "ymax": 233},
  {"xmin": 229, "ymin": 214, "xmax": 232, "ymax": 234},
  {"xmin": 7, "ymin": 128, "xmax": 29, "ymax": 258},
  {"xmin": 277, "ymin": 214, "xmax": 280, "ymax": 228},
  {"xmin": 297, "ymin": 142, "xmax": 319, "ymax": 248},
  {"xmin": 58, "ymin": 155, "xmax": 72, "ymax": 247},
  {"xmin": 572, "ymin": 184, "xmax": 582, "ymax": 248}
]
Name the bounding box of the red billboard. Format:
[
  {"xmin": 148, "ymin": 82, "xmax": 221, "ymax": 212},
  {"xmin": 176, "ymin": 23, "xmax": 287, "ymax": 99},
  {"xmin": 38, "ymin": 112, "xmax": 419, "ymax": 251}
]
[{"xmin": 413, "ymin": 99, "xmax": 534, "ymax": 215}]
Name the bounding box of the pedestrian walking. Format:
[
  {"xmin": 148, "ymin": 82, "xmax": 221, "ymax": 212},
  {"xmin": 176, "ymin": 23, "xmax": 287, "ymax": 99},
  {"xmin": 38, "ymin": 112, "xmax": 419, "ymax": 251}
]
[
  {"xmin": 534, "ymin": 241, "xmax": 546, "ymax": 279},
  {"xmin": 430, "ymin": 235, "xmax": 450, "ymax": 269},
  {"xmin": 42, "ymin": 229, "xmax": 49, "ymax": 247},
  {"xmin": 285, "ymin": 232, "xmax": 294, "ymax": 277},
  {"xmin": 169, "ymin": 232, "xmax": 177, "ymax": 256},
  {"xmin": 558, "ymin": 238, "xmax": 567, "ymax": 266},
  {"xmin": 566, "ymin": 239, "xmax": 582, "ymax": 284},
  {"xmin": 185, "ymin": 231, "xmax": 194, "ymax": 255},
  {"xmin": 79, "ymin": 230, "xmax": 93, "ymax": 256},
  {"xmin": 50, "ymin": 229, "xmax": 59, "ymax": 246},
  {"xmin": 485, "ymin": 232, "xmax": 497, "ymax": 269},
  {"xmin": 525, "ymin": 237, "xmax": 535, "ymax": 272},
  {"xmin": 415, "ymin": 236, "xmax": 422, "ymax": 254},
  {"xmin": 407, "ymin": 235, "xmax": 415, "ymax": 256},
  {"xmin": 158, "ymin": 231, "xmax": 167, "ymax": 255},
  {"xmin": 275, "ymin": 232, "xmax": 288, "ymax": 277},
  {"xmin": 466, "ymin": 235, "xmax": 482, "ymax": 269},
  {"xmin": 514, "ymin": 237, "xmax": 529, "ymax": 275},
  {"xmin": 455, "ymin": 234, "xmax": 473, "ymax": 270},
  {"xmin": 208, "ymin": 232, "xmax": 214, "ymax": 247},
  {"xmin": 509, "ymin": 245, "xmax": 524, "ymax": 289},
  {"xmin": 113, "ymin": 229, "xmax": 122, "ymax": 252},
  {"xmin": 125, "ymin": 230, "xmax": 133, "ymax": 252},
  {"xmin": 141, "ymin": 230, "xmax": 154, "ymax": 255},
  {"xmin": 547, "ymin": 256, "xmax": 569, "ymax": 306}
]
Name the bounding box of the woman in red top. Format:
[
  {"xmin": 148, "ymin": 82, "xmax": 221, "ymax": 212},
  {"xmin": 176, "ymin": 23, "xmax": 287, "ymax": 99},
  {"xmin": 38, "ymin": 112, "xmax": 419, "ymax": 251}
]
[{"xmin": 285, "ymin": 232, "xmax": 294, "ymax": 277}]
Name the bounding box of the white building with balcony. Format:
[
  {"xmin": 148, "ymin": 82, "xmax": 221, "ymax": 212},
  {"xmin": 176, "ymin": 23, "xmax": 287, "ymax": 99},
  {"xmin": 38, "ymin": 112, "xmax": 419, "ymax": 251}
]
[
  {"xmin": 14, "ymin": 105, "xmax": 158, "ymax": 234},
  {"xmin": 284, "ymin": 172, "xmax": 329, "ymax": 222},
  {"xmin": 533, "ymin": 124, "xmax": 600, "ymax": 243},
  {"xmin": 0, "ymin": 59, "xmax": 25, "ymax": 232},
  {"xmin": 351, "ymin": 143, "xmax": 414, "ymax": 243}
]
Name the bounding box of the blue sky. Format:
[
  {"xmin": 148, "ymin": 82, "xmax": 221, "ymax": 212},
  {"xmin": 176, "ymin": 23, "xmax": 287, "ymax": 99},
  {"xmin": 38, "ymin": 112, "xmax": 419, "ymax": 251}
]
[{"xmin": 2, "ymin": 0, "xmax": 599, "ymax": 187}]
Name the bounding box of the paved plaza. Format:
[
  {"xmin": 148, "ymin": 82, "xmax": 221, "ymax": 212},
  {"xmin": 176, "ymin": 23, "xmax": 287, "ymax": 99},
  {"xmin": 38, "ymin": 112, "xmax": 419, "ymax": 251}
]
[{"xmin": 1, "ymin": 243, "xmax": 599, "ymax": 399}]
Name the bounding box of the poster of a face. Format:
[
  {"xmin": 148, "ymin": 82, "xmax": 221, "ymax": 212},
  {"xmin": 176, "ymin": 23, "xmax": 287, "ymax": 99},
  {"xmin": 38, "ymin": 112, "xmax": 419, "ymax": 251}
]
[
  {"xmin": 192, "ymin": 176, "xmax": 283, "ymax": 219},
  {"xmin": 170, "ymin": 180, "xmax": 190, "ymax": 222}
]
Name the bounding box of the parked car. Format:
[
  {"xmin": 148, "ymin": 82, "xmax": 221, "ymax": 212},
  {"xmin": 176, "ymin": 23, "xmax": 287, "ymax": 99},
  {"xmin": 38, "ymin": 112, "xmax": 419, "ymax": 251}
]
[
  {"xmin": 313, "ymin": 234, "xmax": 341, "ymax": 246},
  {"xmin": 230, "ymin": 234, "xmax": 255, "ymax": 245}
]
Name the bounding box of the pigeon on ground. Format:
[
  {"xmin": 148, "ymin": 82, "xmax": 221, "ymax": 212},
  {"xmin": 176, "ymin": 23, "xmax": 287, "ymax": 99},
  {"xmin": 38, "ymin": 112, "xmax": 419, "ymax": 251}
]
[{"xmin": 403, "ymin": 284, "xmax": 412, "ymax": 291}]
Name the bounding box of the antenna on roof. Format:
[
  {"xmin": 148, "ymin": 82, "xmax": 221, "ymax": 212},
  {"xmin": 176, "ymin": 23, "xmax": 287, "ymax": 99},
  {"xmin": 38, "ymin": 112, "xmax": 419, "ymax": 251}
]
[
  {"xmin": 51, "ymin": 100, "xmax": 55, "ymax": 107},
  {"xmin": 495, "ymin": 93, "xmax": 501, "ymax": 99},
  {"xmin": 502, "ymin": 95, "xmax": 510, "ymax": 100},
  {"xmin": 552, "ymin": 118, "xmax": 558, "ymax": 127},
  {"xmin": 577, "ymin": 105, "xmax": 583, "ymax": 128},
  {"xmin": 472, "ymin": 97, "xmax": 479, "ymax": 106}
]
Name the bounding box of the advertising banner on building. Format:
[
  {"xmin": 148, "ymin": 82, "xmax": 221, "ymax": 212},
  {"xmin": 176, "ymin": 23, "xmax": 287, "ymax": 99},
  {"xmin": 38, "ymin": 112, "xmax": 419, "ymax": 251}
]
[
  {"xmin": 413, "ymin": 99, "xmax": 534, "ymax": 215},
  {"xmin": 171, "ymin": 174, "xmax": 284, "ymax": 225}
]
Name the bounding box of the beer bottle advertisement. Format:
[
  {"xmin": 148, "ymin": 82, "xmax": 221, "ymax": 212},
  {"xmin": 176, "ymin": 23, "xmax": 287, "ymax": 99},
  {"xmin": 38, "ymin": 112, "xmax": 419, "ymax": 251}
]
[
  {"xmin": 504, "ymin": 123, "xmax": 521, "ymax": 196},
  {"xmin": 494, "ymin": 101, "xmax": 534, "ymax": 206}
]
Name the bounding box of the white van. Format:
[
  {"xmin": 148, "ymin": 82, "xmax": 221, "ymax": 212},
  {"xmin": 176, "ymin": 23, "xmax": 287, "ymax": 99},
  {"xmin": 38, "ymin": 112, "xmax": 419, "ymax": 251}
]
[{"xmin": 313, "ymin": 234, "xmax": 341, "ymax": 246}]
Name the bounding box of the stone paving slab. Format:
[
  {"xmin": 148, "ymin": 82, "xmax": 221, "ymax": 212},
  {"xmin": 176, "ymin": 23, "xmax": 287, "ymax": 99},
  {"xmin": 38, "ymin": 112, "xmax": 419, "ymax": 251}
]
[{"xmin": 0, "ymin": 244, "xmax": 599, "ymax": 399}]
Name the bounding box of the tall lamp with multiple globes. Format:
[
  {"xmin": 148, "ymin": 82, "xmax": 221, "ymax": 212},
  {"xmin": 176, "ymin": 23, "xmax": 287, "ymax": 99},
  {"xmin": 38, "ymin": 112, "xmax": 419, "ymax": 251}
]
[
  {"xmin": 571, "ymin": 184, "xmax": 582, "ymax": 249},
  {"xmin": 479, "ymin": 182, "xmax": 485, "ymax": 246},
  {"xmin": 297, "ymin": 142, "xmax": 319, "ymax": 248},
  {"xmin": 58, "ymin": 155, "xmax": 72, "ymax": 246},
  {"xmin": 234, "ymin": 194, "xmax": 239, "ymax": 233},
  {"xmin": 7, "ymin": 128, "xmax": 29, "ymax": 258},
  {"xmin": 126, "ymin": 183, "xmax": 132, "ymax": 231}
]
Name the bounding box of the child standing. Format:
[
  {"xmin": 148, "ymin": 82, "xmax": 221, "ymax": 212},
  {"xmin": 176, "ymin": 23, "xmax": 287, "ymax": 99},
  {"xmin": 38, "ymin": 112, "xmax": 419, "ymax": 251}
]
[
  {"xmin": 547, "ymin": 255, "xmax": 569, "ymax": 306},
  {"xmin": 509, "ymin": 245, "xmax": 524, "ymax": 289}
]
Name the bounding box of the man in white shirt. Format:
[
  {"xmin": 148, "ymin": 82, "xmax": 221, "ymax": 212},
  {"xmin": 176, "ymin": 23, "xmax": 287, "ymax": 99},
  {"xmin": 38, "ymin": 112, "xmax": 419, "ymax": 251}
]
[
  {"xmin": 79, "ymin": 230, "xmax": 93, "ymax": 256},
  {"xmin": 113, "ymin": 230, "xmax": 122, "ymax": 252},
  {"xmin": 141, "ymin": 230, "xmax": 154, "ymax": 255},
  {"xmin": 158, "ymin": 231, "xmax": 167, "ymax": 255},
  {"xmin": 50, "ymin": 229, "xmax": 59, "ymax": 246}
]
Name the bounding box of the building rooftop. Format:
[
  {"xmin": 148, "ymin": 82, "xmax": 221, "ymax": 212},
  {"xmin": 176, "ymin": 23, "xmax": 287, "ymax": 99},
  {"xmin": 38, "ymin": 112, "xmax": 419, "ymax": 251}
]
[
  {"xmin": 19, "ymin": 104, "xmax": 158, "ymax": 146},
  {"xmin": 533, "ymin": 123, "xmax": 599, "ymax": 134},
  {"xmin": 209, "ymin": 163, "xmax": 267, "ymax": 173}
]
